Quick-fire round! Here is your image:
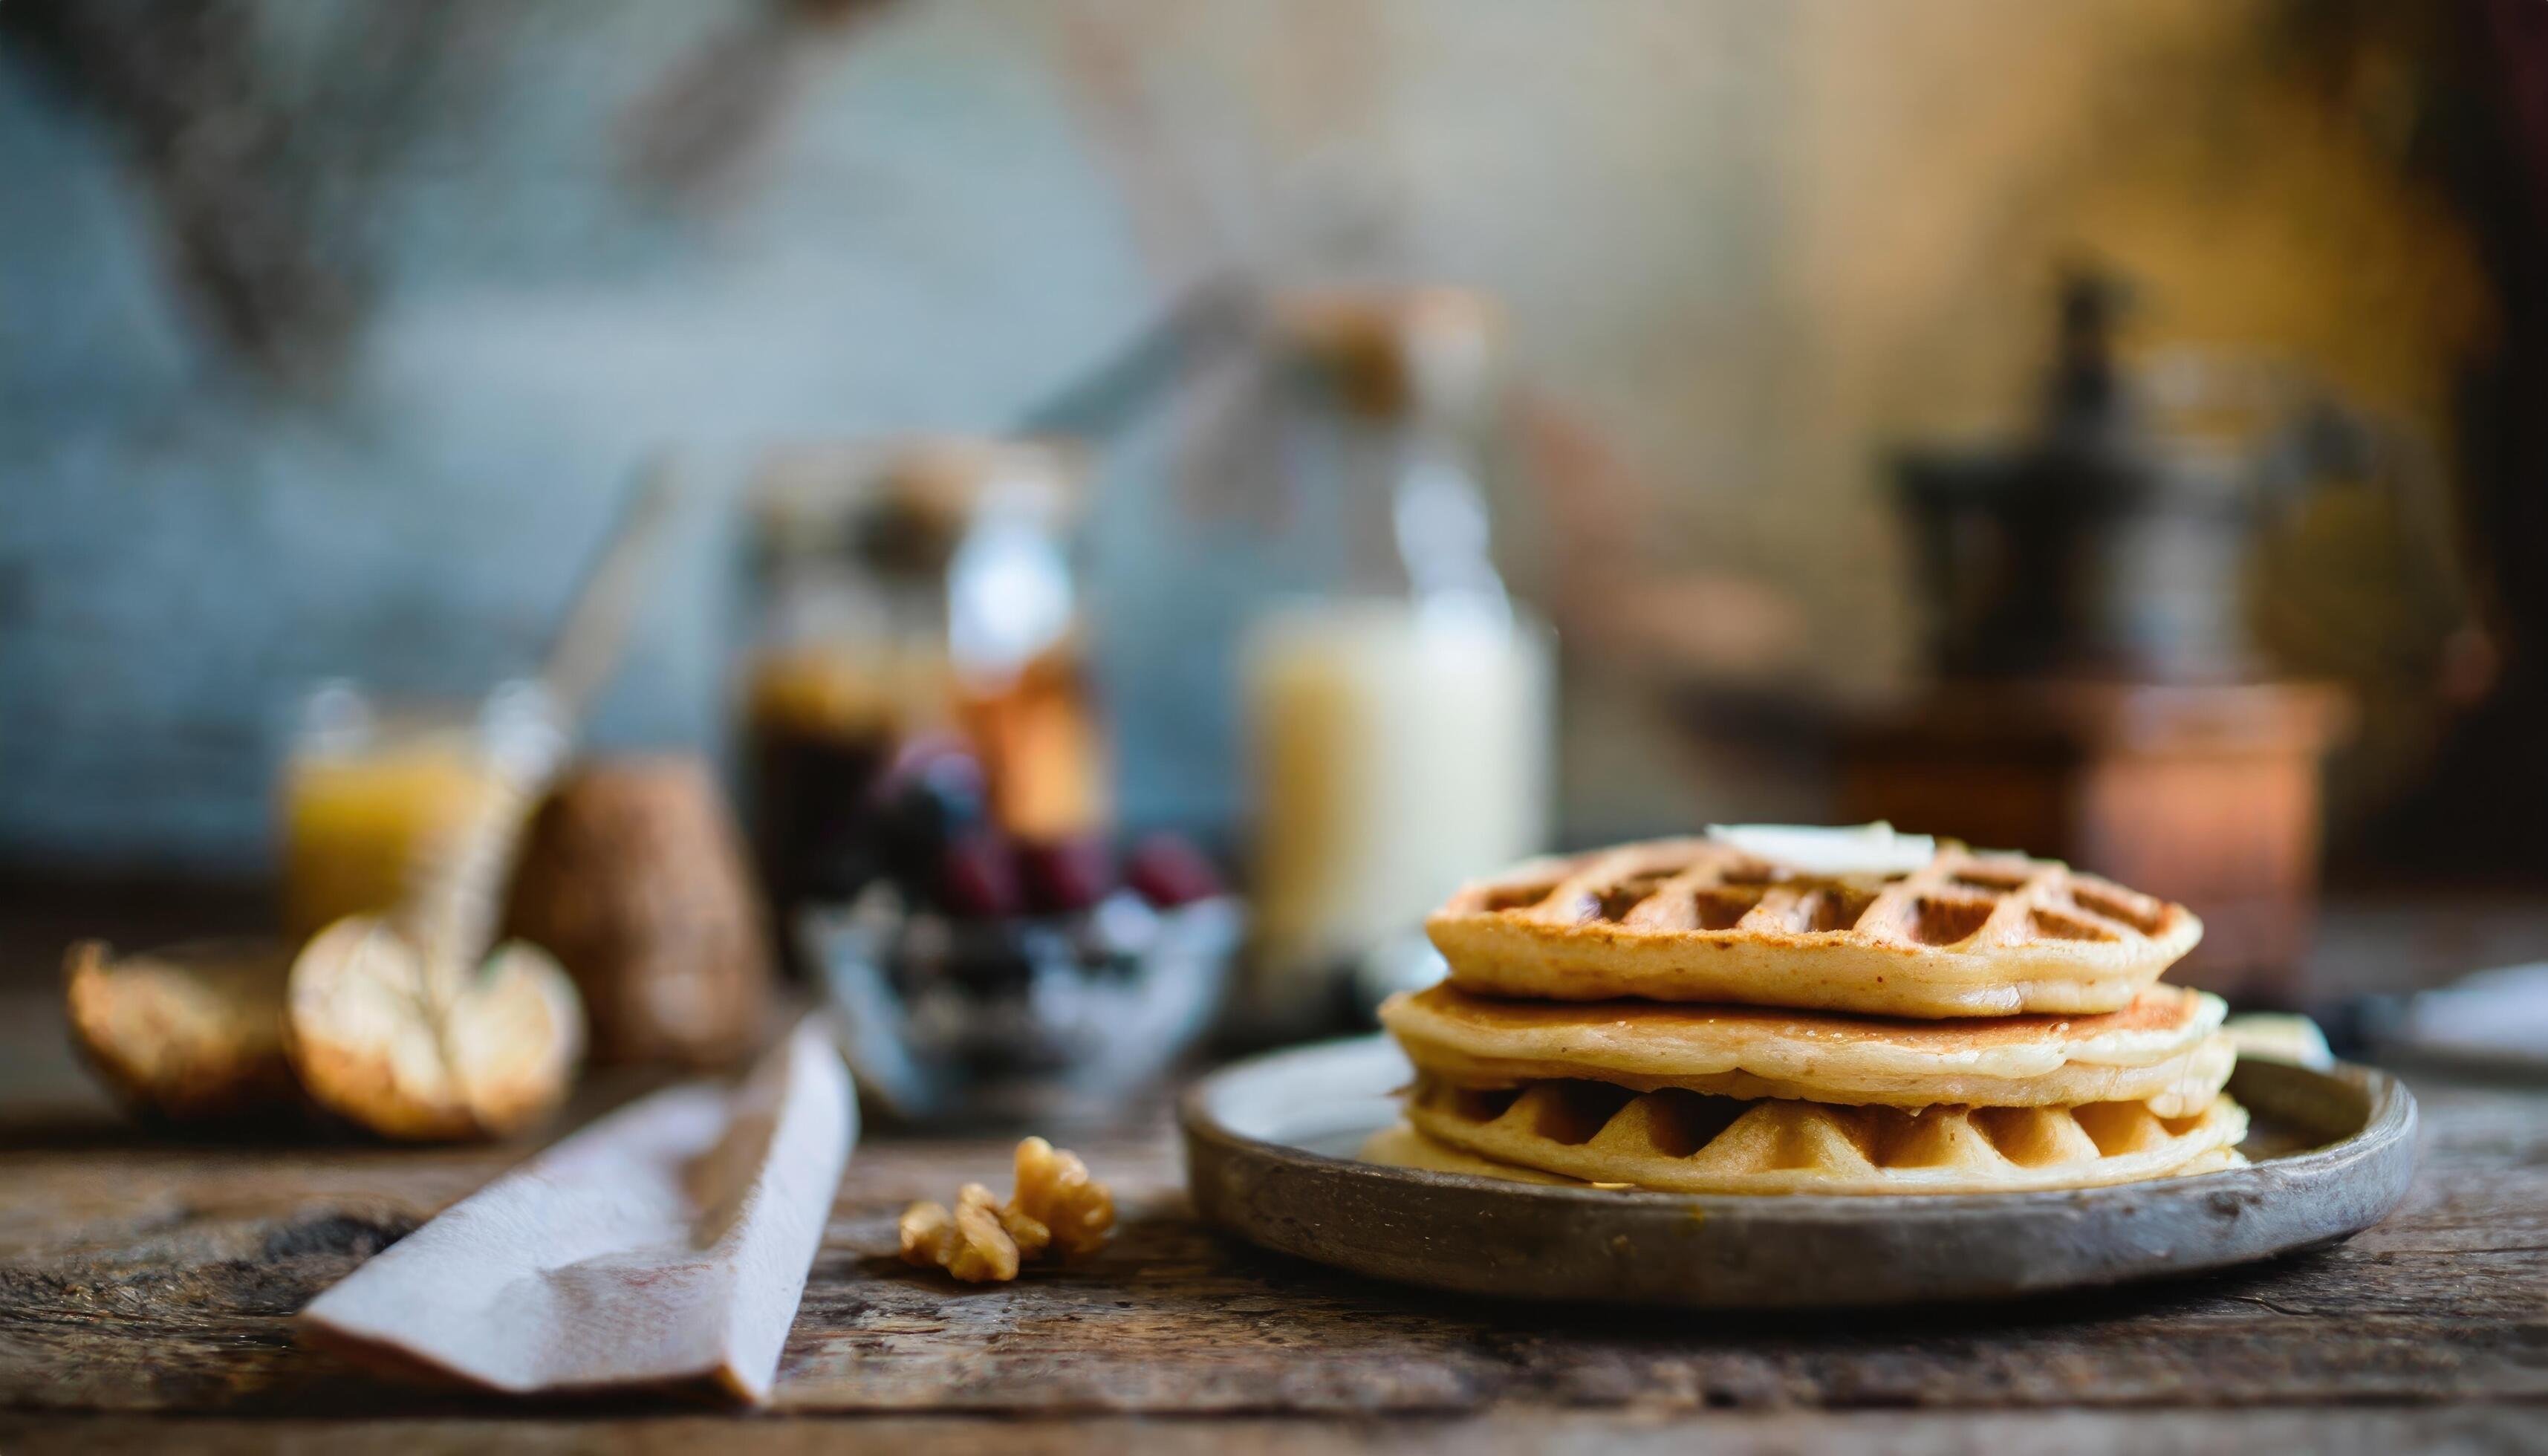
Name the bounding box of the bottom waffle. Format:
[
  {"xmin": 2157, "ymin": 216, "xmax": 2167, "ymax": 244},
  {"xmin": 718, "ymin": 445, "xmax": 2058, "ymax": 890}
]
[
  {"xmin": 1402, "ymin": 1076, "xmax": 2249, "ymax": 1195},
  {"xmin": 1359, "ymin": 1122, "xmax": 1598, "ymax": 1185},
  {"xmin": 1362, "ymin": 1117, "xmax": 2246, "ymax": 1192}
]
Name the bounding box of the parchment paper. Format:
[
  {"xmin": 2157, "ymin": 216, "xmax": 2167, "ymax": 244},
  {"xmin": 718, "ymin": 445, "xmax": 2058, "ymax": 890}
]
[{"xmin": 299, "ymin": 1016, "xmax": 854, "ymax": 1403}]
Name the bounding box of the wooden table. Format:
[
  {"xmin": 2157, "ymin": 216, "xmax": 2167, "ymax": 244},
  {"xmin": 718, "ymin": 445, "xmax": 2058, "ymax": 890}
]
[{"xmin": 3, "ymin": 888, "xmax": 2546, "ymax": 1452}]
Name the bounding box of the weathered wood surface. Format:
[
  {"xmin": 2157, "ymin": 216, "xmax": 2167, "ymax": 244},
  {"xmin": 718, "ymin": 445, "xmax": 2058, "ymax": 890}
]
[
  {"xmin": 4, "ymin": 886, "xmax": 2548, "ymax": 1449},
  {"xmin": 4, "ymin": 1407, "xmax": 2545, "ymax": 1455},
  {"xmin": 3, "ymin": 1065, "xmax": 2544, "ymax": 1421}
]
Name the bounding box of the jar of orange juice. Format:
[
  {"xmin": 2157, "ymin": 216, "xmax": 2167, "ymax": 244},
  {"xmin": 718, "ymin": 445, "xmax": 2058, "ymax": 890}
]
[{"xmin": 279, "ymin": 680, "xmax": 565, "ymax": 945}]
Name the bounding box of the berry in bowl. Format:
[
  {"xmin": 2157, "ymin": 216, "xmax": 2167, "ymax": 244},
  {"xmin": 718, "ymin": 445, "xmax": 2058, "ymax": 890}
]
[{"xmin": 803, "ymin": 744, "xmax": 1238, "ymax": 1127}]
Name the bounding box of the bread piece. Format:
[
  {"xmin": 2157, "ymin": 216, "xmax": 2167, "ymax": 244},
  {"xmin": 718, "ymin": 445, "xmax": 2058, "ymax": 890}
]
[
  {"xmin": 64, "ymin": 939, "xmax": 299, "ymax": 1121},
  {"xmin": 286, "ymin": 915, "xmax": 584, "ymax": 1140}
]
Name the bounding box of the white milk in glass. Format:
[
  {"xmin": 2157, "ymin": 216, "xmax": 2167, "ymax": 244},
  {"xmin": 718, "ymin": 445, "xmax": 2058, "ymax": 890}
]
[{"xmin": 1245, "ymin": 597, "xmax": 1552, "ymax": 1013}]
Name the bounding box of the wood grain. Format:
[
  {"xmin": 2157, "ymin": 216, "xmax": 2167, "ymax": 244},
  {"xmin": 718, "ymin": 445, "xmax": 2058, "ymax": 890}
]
[
  {"xmin": 4, "ymin": 1407, "xmax": 2547, "ymax": 1456},
  {"xmin": 1, "ymin": 1078, "xmax": 2544, "ymax": 1423},
  {"xmin": 1, "ymin": 874, "xmax": 2545, "ymax": 1452}
]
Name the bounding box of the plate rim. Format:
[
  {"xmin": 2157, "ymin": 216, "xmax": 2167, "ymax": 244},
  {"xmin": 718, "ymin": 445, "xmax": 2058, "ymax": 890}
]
[{"xmin": 1179, "ymin": 1032, "xmax": 2418, "ymax": 1221}]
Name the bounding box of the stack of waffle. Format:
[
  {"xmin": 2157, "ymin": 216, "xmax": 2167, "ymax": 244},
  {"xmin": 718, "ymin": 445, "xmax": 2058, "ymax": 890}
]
[{"xmin": 1365, "ymin": 831, "xmax": 2244, "ymax": 1195}]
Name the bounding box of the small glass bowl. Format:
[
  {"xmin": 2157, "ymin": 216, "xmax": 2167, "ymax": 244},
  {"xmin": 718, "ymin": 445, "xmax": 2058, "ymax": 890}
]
[{"xmin": 805, "ymin": 884, "xmax": 1240, "ymax": 1129}]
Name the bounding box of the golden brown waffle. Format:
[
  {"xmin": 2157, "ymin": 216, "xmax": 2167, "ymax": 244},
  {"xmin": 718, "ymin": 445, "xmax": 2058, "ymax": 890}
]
[
  {"xmin": 1357, "ymin": 1121, "xmax": 1597, "ymax": 1185},
  {"xmin": 1428, "ymin": 838, "xmax": 2203, "ymax": 1018},
  {"xmin": 1402, "ymin": 1076, "xmax": 2247, "ymax": 1195},
  {"xmin": 1362, "ymin": 1116, "xmax": 2246, "ymax": 1191},
  {"xmin": 1382, "ymin": 983, "xmax": 2233, "ymax": 1116}
]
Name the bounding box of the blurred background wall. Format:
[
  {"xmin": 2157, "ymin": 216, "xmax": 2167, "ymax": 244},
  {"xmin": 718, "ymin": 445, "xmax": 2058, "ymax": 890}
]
[{"xmin": 0, "ymin": 0, "xmax": 2507, "ymax": 875}]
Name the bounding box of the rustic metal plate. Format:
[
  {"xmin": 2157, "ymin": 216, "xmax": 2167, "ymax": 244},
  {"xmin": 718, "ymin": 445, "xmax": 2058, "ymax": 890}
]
[{"xmin": 1182, "ymin": 1035, "xmax": 2417, "ymax": 1307}]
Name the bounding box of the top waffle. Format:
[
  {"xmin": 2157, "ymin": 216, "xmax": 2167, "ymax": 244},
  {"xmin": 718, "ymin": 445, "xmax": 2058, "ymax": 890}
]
[{"xmin": 1428, "ymin": 837, "xmax": 2202, "ymax": 1018}]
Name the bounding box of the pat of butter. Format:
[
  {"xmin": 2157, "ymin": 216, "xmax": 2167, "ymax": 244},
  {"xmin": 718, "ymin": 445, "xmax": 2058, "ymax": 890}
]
[
  {"xmin": 2222, "ymin": 1012, "xmax": 2335, "ymax": 1071},
  {"xmin": 1705, "ymin": 822, "xmax": 1937, "ymax": 877}
]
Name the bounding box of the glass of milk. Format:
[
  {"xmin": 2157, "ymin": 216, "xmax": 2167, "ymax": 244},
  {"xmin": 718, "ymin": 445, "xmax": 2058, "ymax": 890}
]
[{"xmin": 1238, "ymin": 289, "xmax": 1555, "ymax": 1033}]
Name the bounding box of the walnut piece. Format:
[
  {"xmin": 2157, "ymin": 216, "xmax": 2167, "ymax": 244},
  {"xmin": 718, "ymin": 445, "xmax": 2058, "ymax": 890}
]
[
  {"xmin": 897, "ymin": 1200, "xmax": 955, "ymax": 1267},
  {"xmin": 1010, "ymin": 1136, "xmax": 1115, "ymax": 1258},
  {"xmin": 948, "ymin": 1183, "xmax": 1022, "ymax": 1282},
  {"xmin": 897, "ymin": 1137, "xmax": 1115, "ymax": 1283},
  {"xmin": 897, "ymin": 1186, "xmax": 1021, "ymax": 1284}
]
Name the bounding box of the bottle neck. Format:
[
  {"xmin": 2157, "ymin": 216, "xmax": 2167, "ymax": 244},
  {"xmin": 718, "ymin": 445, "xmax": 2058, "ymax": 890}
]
[{"xmin": 1309, "ymin": 393, "xmax": 1510, "ymax": 628}]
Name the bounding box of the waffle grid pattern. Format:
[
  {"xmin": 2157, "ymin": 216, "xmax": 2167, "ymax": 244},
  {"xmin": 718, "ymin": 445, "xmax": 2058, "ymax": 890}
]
[
  {"xmin": 1446, "ymin": 840, "xmax": 2185, "ymax": 955},
  {"xmin": 1405, "ymin": 1075, "xmax": 2247, "ymax": 1195}
]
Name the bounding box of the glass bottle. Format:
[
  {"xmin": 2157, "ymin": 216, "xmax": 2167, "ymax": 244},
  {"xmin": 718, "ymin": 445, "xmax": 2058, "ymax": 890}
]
[{"xmin": 1241, "ymin": 289, "xmax": 1555, "ymax": 1033}]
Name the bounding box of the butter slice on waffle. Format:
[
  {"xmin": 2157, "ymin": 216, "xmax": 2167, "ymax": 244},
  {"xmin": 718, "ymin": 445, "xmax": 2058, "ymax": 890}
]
[
  {"xmin": 1402, "ymin": 1076, "xmax": 2247, "ymax": 1195},
  {"xmin": 1381, "ymin": 982, "xmax": 2232, "ymax": 1116},
  {"xmin": 1428, "ymin": 839, "xmax": 2202, "ymax": 1018}
]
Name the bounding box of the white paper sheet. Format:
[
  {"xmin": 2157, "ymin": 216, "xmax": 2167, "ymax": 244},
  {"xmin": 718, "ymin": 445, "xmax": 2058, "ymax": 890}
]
[{"xmin": 299, "ymin": 1017, "xmax": 854, "ymax": 1404}]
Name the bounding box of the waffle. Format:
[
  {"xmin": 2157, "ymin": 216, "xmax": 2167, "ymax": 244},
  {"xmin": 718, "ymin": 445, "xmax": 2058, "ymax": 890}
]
[
  {"xmin": 1362, "ymin": 1116, "xmax": 2246, "ymax": 1191},
  {"xmin": 1358, "ymin": 1121, "xmax": 1595, "ymax": 1185},
  {"xmin": 1382, "ymin": 982, "xmax": 2232, "ymax": 1116},
  {"xmin": 1401, "ymin": 1075, "xmax": 2247, "ymax": 1195},
  {"xmin": 1428, "ymin": 838, "xmax": 2202, "ymax": 1018}
]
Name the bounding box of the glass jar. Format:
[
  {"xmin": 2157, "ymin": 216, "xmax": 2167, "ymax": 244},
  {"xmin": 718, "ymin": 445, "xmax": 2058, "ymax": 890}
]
[
  {"xmin": 279, "ymin": 678, "xmax": 564, "ymax": 946},
  {"xmin": 745, "ymin": 439, "xmax": 1230, "ymax": 1127},
  {"xmin": 1240, "ymin": 289, "xmax": 1556, "ymax": 1033},
  {"xmin": 741, "ymin": 438, "xmax": 1102, "ymax": 918}
]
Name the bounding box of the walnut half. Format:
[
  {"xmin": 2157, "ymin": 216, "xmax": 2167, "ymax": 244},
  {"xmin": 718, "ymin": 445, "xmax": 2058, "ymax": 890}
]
[
  {"xmin": 1009, "ymin": 1137, "xmax": 1114, "ymax": 1258},
  {"xmin": 898, "ymin": 1138, "xmax": 1116, "ymax": 1284}
]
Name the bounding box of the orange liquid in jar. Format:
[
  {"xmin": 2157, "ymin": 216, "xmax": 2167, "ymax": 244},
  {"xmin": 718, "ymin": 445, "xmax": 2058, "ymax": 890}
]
[
  {"xmin": 958, "ymin": 647, "xmax": 1107, "ymax": 841},
  {"xmin": 280, "ymin": 731, "xmax": 511, "ymax": 944}
]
